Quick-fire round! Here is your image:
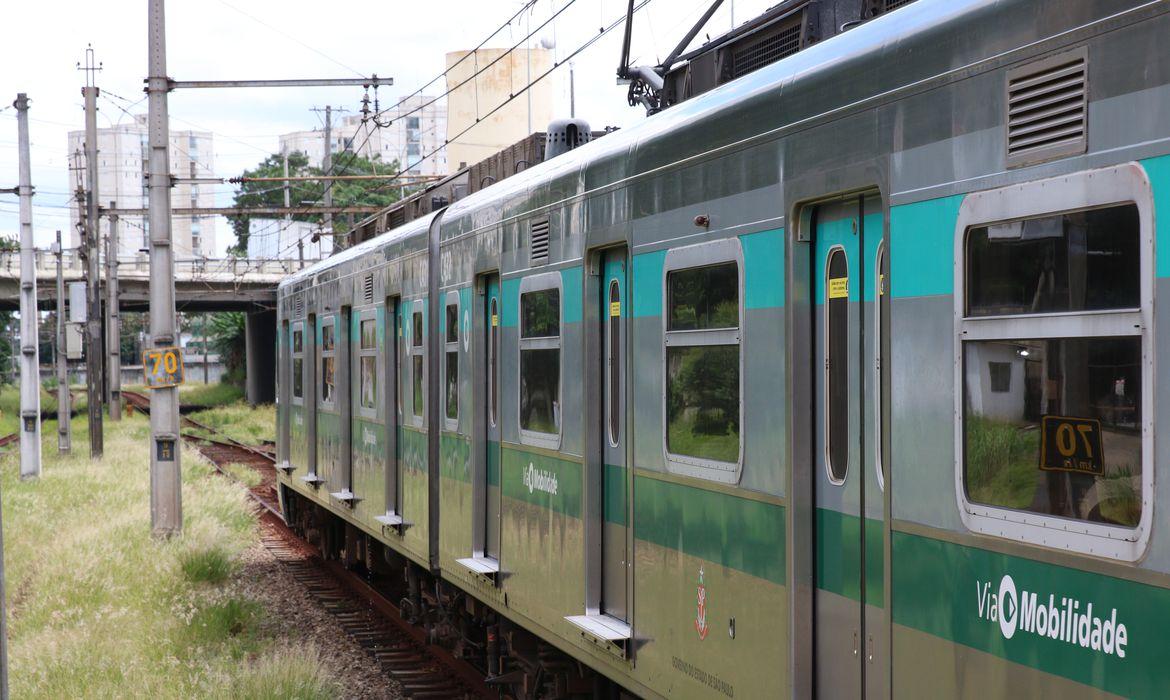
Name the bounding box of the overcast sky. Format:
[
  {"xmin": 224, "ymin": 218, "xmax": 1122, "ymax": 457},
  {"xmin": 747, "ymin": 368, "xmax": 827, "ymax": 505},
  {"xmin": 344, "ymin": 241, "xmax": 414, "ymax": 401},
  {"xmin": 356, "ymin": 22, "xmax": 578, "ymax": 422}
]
[{"xmin": 0, "ymin": 0, "xmax": 775, "ymax": 253}]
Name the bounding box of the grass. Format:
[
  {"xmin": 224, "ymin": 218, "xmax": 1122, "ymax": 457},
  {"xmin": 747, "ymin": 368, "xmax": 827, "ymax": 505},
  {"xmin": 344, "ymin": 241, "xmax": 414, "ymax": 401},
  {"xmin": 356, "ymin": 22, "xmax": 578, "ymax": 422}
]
[
  {"xmin": 222, "ymin": 462, "xmax": 264, "ymax": 489},
  {"xmin": 1, "ymin": 411, "xmax": 341, "ymax": 698},
  {"xmin": 189, "ymin": 401, "xmax": 276, "ymax": 446},
  {"xmin": 0, "ymin": 384, "xmax": 89, "ymax": 436},
  {"xmin": 181, "ymin": 382, "xmax": 245, "ymax": 409},
  {"xmin": 965, "ymin": 415, "xmax": 1040, "ymax": 509}
]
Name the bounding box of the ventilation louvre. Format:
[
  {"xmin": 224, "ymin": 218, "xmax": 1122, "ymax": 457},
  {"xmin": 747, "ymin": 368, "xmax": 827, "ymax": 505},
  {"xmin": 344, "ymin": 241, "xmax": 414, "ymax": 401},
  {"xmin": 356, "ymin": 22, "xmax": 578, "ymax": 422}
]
[
  {"xmin": 295, "ymin": 295, "xmax": 304, "ymax": 317},
  {"xmin": 530, "ymin": 219, "xmax": 550, "ymax": 266},
  {"xmin": 884, "ymin": 0, "xmax": 916, "ymax": 10},
  {"xmin": 730, "ymin": 22, "xmax": 802, "ymax": 79},
  {"xmin": 1006, "ymin": 48, "xmax": 1087, "ymax": 167},
  {"xmin": 362, "ymin": 273, "xmax": 375, "ymax": 305}
]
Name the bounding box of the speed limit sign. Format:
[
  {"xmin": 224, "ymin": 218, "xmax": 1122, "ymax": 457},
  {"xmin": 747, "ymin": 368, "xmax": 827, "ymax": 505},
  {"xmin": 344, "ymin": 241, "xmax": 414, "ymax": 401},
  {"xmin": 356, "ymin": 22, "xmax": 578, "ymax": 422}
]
[{"xmin": 142, "ymin": 346, "xmax": 185, "ymax": 388}]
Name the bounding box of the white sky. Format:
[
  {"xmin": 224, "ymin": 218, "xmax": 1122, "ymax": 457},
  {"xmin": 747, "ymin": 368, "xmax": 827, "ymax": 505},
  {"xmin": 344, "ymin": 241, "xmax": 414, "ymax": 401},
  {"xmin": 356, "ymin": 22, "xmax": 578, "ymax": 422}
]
[{"xmin": 0, "ymin": 0, "xmax": 775, "ymax": 254}]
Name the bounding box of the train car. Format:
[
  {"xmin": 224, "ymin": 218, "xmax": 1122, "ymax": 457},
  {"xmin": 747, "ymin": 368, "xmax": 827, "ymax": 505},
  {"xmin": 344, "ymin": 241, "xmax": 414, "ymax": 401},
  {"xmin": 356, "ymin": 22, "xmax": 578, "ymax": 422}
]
[{"xmin": 276, "ymin": 0, "xmax": 1170, "ymax": 696}]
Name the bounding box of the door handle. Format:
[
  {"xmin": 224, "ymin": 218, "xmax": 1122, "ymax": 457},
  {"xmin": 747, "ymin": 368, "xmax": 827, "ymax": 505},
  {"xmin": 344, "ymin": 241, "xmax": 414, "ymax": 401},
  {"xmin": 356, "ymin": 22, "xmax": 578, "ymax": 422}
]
[
  {"xmin": 867, "ymin": 633, "xmax": 874, "ymax": 663},
  {"xmin": 852, "ymin": 630, "xmax": 859, "ymax": 657}
]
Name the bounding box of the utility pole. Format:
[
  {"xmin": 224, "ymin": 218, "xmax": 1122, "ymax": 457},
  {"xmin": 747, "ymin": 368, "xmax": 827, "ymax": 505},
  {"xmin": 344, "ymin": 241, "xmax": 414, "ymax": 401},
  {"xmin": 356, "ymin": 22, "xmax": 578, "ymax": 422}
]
[
  {"xmin": 14, "ymin": 93, "xmax": 41, "ymax": 481},
  {"xmin": 323, "ymin": 106, "xmax": 333, "ymax": 249},
  {"xmin": 297, "ymin": 238, "xmax": 304, "ymax": 269},
  {"xmin": 148, "ymin": 0, "xmax": 182, "ymax": 536},
  {"xmin": 55, "ymin": 230, "xmax": 71, "ymax": 453},
  {"xmin": 106, "ymin": 202, "xmax": 121, "ymax": 420},
  {"xmin": 81, "ymin": 46, "xmax": 104, "ymax": 458},
  {"xmin": 201, "ymin": 314, "xmax": 208, "ymax": 385}
]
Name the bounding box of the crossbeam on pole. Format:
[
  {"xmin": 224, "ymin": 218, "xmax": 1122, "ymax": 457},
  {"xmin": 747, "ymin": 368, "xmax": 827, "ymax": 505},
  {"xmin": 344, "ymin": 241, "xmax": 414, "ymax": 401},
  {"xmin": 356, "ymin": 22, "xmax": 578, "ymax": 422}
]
[
  {"xmin": 166, "ymin": 76, "xmax": 391, "ymax": 90},
  {"xmin": 99, "ymin": 205, "xmax": 385, "ymax": 216}
]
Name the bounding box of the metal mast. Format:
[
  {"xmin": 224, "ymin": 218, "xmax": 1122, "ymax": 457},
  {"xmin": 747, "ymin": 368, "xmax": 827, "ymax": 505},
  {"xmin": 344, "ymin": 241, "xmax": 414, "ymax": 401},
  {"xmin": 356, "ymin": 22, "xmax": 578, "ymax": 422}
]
[
  {"xmin": 14, "ymin": 93, "xmax": 41, "ymax": 480},
  {"xmin": 81, "ymin": 46, "xmax": 104, "ymax": 458},
  {"xmin": 55, "ymin": 230, "xmax": 71, "ymax": 453},
  {"xmin": 106, "ymin": 202, "xmax": 121, "ymax": 420},
  {"xmin": 147, "ymin": 0, "xmax": 182, "ymax": 536}
]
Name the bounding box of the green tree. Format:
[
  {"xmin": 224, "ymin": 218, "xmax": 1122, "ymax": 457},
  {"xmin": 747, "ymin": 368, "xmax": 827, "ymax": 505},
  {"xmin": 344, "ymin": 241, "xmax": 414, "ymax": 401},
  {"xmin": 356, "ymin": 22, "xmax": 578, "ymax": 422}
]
[
  {"xmin": 208, "ymin": 312, "xmax": 246, "ymax": 387},
  {"xmin": 227, "ymin": 150, "xmax": 404, "ymax": 255},
  {"xmin": 0, "ymin": 236, "xmax": 17, "ymax": 385}
]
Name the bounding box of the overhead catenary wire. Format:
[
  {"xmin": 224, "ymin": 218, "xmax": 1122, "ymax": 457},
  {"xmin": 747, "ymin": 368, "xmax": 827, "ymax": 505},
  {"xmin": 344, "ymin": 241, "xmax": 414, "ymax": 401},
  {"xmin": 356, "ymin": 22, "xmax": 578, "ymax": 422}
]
[{"xmin": 271, "ymin": 0, "xmax": 657, "ymax": 260}]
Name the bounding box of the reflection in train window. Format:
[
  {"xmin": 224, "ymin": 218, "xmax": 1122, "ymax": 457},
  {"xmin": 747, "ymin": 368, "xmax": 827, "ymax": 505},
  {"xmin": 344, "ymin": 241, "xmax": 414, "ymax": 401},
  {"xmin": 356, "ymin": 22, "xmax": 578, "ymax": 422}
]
[
  {"xmin": 966, "ymin": 205, "xmax": 1139, "ymax": 317},
  {"xmin": 520, "ymin": 288, "xmax": 560, "ymax": 435},
  {"xmin": 446, "ymin": 300, "xmax": 459, "ymax": 422},
  {"xmin": 292, "ymin": 327, "xmax": 304, "ymax": 400},
  {"xmin": 964, "ymin": 337, "xmax": 1142, "ymax": 527},
  {"xmin": 411, "ymin": 309, "xmax": 424, "ymax": 420},
  {"xmin": 665, "ymin": 262, "xmax": 740, "ymax": 464},
  {"xmin": 320, "ymin": 321, "xmax": 336, "ymax": 405},
  {"xmin": 825, "ymin": 249, "xmax": 848, "ymax": 483},
  {"xmin": 359, "ymin": 318, "xmax": 377, "ymax": 411}
]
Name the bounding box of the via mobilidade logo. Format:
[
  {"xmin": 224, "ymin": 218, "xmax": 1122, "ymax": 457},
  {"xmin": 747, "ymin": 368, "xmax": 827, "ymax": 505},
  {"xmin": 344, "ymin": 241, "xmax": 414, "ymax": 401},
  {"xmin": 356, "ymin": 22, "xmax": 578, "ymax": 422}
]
[{"xmin": 976, "ymin": 574, "xmax": 1129, "ymax": 658}]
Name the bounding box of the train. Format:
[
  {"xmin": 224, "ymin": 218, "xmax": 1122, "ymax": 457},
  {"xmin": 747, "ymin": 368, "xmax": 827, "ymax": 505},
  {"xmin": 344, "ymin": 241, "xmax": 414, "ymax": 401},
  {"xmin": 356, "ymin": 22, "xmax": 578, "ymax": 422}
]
[{"xmin": 275, "ymin": 0, "xmax": 1170, "ymax": 696}]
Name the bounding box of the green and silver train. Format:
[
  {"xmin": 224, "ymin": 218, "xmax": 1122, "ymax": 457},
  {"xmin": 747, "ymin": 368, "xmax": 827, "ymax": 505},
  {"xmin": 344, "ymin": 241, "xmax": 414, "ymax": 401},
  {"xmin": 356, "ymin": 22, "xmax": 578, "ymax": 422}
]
[{"xmin": 275, "ymin": 0, "xmax": 1170, "ymax": 695}]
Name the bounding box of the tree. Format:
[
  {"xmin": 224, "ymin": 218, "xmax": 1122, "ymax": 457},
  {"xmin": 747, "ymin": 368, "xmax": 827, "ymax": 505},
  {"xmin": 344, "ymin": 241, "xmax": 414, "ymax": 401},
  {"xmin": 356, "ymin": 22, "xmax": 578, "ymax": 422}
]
[
  {"xmin": 227, "ymin": 150, "xmax": 405, "ymax": 255},
  {"xmin": 208, "ymin": 312, "xmax": 246, "ymax": 387}
]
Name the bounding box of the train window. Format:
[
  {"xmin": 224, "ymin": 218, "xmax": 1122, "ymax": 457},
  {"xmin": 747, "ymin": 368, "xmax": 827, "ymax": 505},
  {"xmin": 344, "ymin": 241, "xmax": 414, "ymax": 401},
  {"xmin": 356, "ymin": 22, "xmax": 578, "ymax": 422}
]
[
  {"xmin": 292, "ymin": 325, "xmax": 304, "ymax": 401},
  {"xmin": 320, "ymin": 320, "xmax": 336, "ymax": 405},
  {"xmin": 411, "ymin": 308, "xmax": 424, "ymax": 422},
  {"xmin": 663, "ymin": 240, "xmax": 743, "ymax": 479},
  {"xmin": 358, "ymin": 317, "xmax": 377, "ymax": 412},
  {"xmin": 489, "ymin": 298, "xmax": 498, "ymax": 427},
  {"xmin": 445, "ymin": 297, "xmax": 459, "ymax": 423},
  {"xmin": 955, "ymin": 165, "xmax": 1152, "ymax": 560},
  {"xmin": 607, "ymin": 280, "xmax": 620, "ymax": 446},
  {"xmin": 825, "ymin": 248, "xmax": 848, "ymax": 484},
  {"xmin": 966, "ymin": 205, "xmax": 1139, "ymax": 317},
  {"xmin": 519, "ymin": 274, "xmax": 561, "ymax": 443}
]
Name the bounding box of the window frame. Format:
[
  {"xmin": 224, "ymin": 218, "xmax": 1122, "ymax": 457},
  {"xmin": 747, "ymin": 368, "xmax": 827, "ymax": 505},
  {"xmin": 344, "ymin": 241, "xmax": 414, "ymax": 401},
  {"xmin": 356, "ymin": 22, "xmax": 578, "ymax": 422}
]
[
  {"xmin": 607, "ymin": 278, "xmax": 622, "ymax": 448},
  {"xmin": 823, "ymin": 244, "xmax": 849, "ymax": 487},
  {"xmin": 356, "ymin": 308, "xmax": 380, "ymax": 419},
  {"xmin": 410, "ymin": 300, "xmax": 426, "ymax": 428},
  {"xmin": 444, "ymin": 291, "xmax": 461, "ymax": 430},
  {"xmin": 661, "ymin": 238, "xmax": 745, "ymax": 484},
  {"xmin": 874, "ymin": 241, "xmax": 885, "ymax": 493},
  {"xmin": 517, "ymin": 271, "xmax": 563, "ymax": 449},
  {"xmin": 952, "ymin": 163, "xmax": 1154, "ymax": 562},
  {"xmin": 291, "ymin": 321, "xmax": 305, "ymax": 405},
  {"xmin": 319, "ymin": 316, "xmax": 337, "ymax": 409}
]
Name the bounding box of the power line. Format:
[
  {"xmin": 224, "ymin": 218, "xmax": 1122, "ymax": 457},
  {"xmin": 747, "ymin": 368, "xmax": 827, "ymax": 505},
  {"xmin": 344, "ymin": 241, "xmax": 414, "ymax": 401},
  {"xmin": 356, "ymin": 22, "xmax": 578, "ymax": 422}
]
[
  {"xmin": 272, "ymin": 0, "xmax": 656, "ymax": 260},
  {"xmin": 213, "ymin": 0, "xmax": 368, "ymax": 78}
]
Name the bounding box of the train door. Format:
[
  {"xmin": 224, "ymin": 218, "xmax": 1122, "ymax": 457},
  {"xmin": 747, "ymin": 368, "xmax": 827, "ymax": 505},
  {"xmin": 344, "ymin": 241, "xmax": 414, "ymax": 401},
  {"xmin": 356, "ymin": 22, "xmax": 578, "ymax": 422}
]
[
  {"xmin": 332, "ymin": 306, "xmax": 354, "ymax": 502},
  {"xmin": 484, "ymin": 275, "xmax": 502, "ymax": 564},
  {"xmin": 305, "ymin": 313, "xmax": 319, "ymax": 483},
  {"xmin": 601, "ymin": 247, "xmax": 629, "ymax": 621},
  {"xmin": 810, "ymin": 195, "xmax": 885, "ymax": 697},
  {"xmin": 377, "ymin": 298, "xmax": 404, "ymax": 528}
]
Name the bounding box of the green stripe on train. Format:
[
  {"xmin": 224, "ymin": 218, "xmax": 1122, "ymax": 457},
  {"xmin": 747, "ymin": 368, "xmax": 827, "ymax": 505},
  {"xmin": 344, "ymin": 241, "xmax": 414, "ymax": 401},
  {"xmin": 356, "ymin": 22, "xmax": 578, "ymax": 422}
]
[
  {"xmin": 815, "ymin": 507, "xmax": 884, "ymax": 606},
  {"xmin": 889, "ymin": 194, "xmax": 962, "ymax": 298},
  {"xmin": 1142, "ymin": 154, "xmax": 1170, "ymax": 279},
  {"xmin": 893, "ymin": 530, "xmax": 1166, "ymax": 697}
]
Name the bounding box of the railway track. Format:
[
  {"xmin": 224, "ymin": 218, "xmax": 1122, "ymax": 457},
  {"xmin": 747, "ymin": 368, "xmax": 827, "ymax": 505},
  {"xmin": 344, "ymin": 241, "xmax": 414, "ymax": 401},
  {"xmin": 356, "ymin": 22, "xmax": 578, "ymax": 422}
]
[{"xmin": 120, "ymin": 390, "xmax": 493, "ymax": 699}]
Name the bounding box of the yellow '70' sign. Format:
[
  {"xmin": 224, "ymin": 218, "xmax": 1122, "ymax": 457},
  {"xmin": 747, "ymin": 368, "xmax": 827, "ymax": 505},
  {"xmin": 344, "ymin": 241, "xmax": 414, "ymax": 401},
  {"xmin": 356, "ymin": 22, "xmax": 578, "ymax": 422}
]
[{"xmin": 142, "ymin": 347, "xmax": 185, "ymax": 388}]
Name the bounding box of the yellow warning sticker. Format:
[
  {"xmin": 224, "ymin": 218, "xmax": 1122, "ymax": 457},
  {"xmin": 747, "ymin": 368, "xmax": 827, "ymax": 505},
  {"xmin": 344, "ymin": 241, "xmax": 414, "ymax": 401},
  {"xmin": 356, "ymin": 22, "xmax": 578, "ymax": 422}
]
[
  {"xmin": 609, "ymin": 300, "xmax": 621, "ymax": 317},
  {"xmin": 491, "ymin": 314, "xmax": 499, "ymax": 327},
  {"xmin": 828, "ymin": 277, "xmax": 849, "ymax": 299},
  {"xmin": 879, "ymin": 273, "xmax": 885, "ymax": 297}
]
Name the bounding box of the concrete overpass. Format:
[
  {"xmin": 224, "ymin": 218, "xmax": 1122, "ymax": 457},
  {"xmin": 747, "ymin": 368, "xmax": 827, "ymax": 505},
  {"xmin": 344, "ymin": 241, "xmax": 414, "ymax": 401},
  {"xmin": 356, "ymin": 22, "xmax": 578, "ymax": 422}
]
[
  {"xmin": 0, "ymin": 250, "xmax": 300, "ymax": 404},
  {"xmin": 0, "ymin": 250, "xmax": 298, "ymax": 312}
]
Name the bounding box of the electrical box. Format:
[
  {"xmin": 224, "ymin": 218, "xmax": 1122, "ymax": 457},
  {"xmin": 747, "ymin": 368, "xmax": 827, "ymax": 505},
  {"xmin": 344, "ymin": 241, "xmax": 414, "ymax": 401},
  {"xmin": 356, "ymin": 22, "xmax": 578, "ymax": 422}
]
[
  {"xmin": 65, "ymin": 323, "xmax": 83, "ymax": 360},
  {"xmin": 68, "ymin": 282, "xmax": 87, "ymax": 323}
]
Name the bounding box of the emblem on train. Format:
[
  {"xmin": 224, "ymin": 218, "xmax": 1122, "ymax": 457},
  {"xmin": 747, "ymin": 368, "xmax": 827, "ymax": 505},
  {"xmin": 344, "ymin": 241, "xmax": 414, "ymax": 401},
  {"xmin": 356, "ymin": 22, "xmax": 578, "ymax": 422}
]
[
  {"xmin": 976, "ymin": 574, "xmax": 1129, "ymax": 658},
  {"xmin": 694, "ymin": 566, "xmax": 709, "ymax": 641}
]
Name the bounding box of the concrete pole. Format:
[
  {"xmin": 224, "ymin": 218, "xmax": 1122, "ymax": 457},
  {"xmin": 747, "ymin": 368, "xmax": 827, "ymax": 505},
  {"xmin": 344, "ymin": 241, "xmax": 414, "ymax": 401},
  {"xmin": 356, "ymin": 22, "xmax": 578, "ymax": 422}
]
[
  {"xmin": 14, "ymin": 93, "xmax": 42, "ymax": 481},
  {"xmin": 83, "ymin": 85, "xmax": 103, "ymax": 457},
  {"xmin": 55, "ymin": 230, "xmax": 71, "ymax": 453},
  {"xmin": 202, "ymin": 314, "xmax": 208, "ymax": 384},
  {"xmin": 297, "ymin": 238, "xmax": 304, "ymax": 269},
  {"xmin": 323, "ymin": 106, "xmax": 333, "ymax": 250},
  {"xmin": 148, "ymin": 0, "xmax": 182, "ymax": 536},
  {"xmin": 106, "ymin": 202, "xmax": 121, "ymax": 420}
]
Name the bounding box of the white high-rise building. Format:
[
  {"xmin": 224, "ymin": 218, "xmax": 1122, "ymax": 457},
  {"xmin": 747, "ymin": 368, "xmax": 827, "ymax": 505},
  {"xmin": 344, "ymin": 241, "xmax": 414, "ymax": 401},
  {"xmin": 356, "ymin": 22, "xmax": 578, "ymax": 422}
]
[
  {"xmin": 67, "ymin": 114, "xmax": 216, "ymax": 260},
  {"xmin": 277, "ymin": 96, "xmax": 448, "ymax": 177}
]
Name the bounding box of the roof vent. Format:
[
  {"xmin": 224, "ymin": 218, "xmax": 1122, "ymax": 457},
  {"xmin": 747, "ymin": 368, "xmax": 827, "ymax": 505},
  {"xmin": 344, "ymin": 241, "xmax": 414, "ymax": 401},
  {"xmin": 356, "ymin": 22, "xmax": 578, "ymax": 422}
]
[
  {"xmin": 1006, "ymin": 48, "xmax": 1087, "ymax": 168},
  {"xmin": 545, "ymin": 119, "xmax": 592, "ymax": 159},
  {"xmin": 530, "ymin": 219, "xmax": 550, "ymax": 266},
  {"xmin": 362, "ymin": 273, "xmax": 374, "ymax": 305}
]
